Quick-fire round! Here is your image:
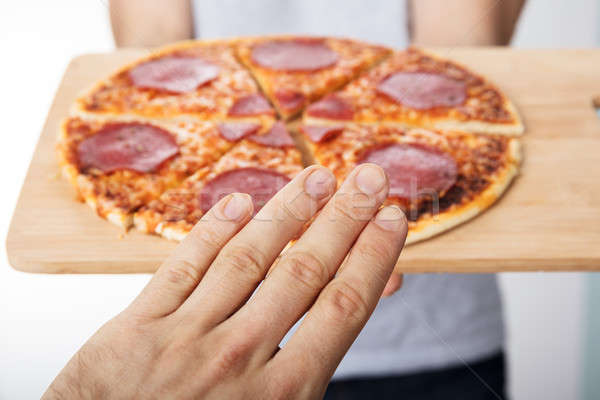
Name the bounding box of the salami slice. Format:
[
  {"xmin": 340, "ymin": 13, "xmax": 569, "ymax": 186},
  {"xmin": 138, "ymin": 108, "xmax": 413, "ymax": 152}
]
[
  {"xmin": 218, "ymin": 122, "xmax": 261, "ymax": 142},
  {"xmin": 199, "ymin": 167, "xmax": 290, "ymax": 214},
  {"xmin": 300, "ymin": 125, "xmax": 344, "ymax": 143},
  {"xmin": 128, "ymin": 56, "xmax": 220, "ymax": 94},
  {"xmin": 248, "ymin": 122, "xmax": 295, "ymax": 148},
  {"xmin": 251, "ymin": 39, "xmax": 339, "ymax": 72},
  {"xmin": 305, "ymin": 95, "xmax": 354, "ymax": 120},
  {"xmin": 358, "ymin": 143, "xmax": 457, "ymax": 200},
  {"xmin": 77, "ymin": 123, "xmax": 179, "ymax": 173},
  {"xmin": 376, "ymin": 72, "xmax": 467, "ymax": 110},
  {"xmin": 228, "ymin": 94, "xmax": 274, "ymax": 116},
  {"xmin": 274, "ymin": 89, "xmax": 306, "ymax": 113}
]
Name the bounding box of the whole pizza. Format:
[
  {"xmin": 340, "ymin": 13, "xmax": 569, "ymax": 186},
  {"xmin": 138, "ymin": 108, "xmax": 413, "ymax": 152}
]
[{"xmin": 58, "ymin": 36, "xmax": 523, "ymax": 245}]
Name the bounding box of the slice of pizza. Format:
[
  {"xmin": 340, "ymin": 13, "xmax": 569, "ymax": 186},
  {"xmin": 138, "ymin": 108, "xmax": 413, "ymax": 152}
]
[
  {"xmin": 299, "ymin": 123, "xmax": 521, "ymax": 244},
  {"xmin": 134, "ymin": 122, "xmax": 303, "ymax": 240},
  {"xmin": 304, "ymin": 47, "xmax": 524, "ymax": 136},
  {"xmin": 57, "ymin": 116, "xmax": 236, "ymax": 228},
  {"xmin": 235, "ymin": 36, "xmax": 391, "ymax": 120},
  {"xmin": 73, "ymin": 40, "xmax": 275, "ymax": 124}
]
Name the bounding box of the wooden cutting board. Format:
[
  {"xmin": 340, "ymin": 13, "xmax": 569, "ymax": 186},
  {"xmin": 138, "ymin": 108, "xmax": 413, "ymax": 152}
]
[{"xmin": 6, "ymin": 48, "xmax": 600, "ymax": 274}]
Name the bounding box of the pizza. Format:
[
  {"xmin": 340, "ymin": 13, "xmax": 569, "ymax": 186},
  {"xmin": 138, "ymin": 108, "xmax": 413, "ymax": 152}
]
[
  {"xmin": 299, "ymin": 123, "xmax": 521, "ymax": 244},
  {"xmin": 59, "ymin": 36, "xmax": 524, "ymax": 245},
  {"xmin": 134, "ymin": 122, "xmax": 303, "ymax": 240},
  {"xmin": 303, "ymin": 47, "xmax": 524, "ymax": 135},
  {"xmin": 236, "ymin": 36, "xmax": 391, "ymax": 119}
]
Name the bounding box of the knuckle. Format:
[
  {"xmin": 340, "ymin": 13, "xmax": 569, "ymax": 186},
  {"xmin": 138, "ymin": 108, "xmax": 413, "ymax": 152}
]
[
  {"xmin": 194, "ymin": 227, "xmax": 226, "ymax": 251},
  {"xmin": 332, "ymin": 192, "xmax": 378, "ymax": 222},
  {"xmin": 163, "ymin": 334, "xmax": 192, "ymax": 361},
  {"xmin": 354, "ymin": 240, "xmax": 395, "ymax": 267},
  {"xmin": 207, "ymin": 335, "xmax": 256, "ymax": 380},
  {"xmin": 266, "ymin": 378, "xmax": 302, "ymax": 400},
  {"xmin": 321, "ymin": 281, "xmax": 369, "ymax": 323},
  {"xmin": 351, "ymin": 238, "xmax": 400, "ymax": 286},
  {"xmin": 165, "ymin": 259, "xmax": 201, "ymax": 286},
  {"xmin": 279, "ymin": 251, "xmax": 329, "ymax": 291},
  {"xmin": 279, "ymin": 192, "xmax": 314, "ymax": 223},
  {"xmin": 264, "ymin": 361, "xmax": 307, "ymax": 399},
  {"xmin": 220, "ymin": 244, "xmax": 266, "ymax": 282},
  {"xmin": 331, "ymin": 196, "xmax": 361, "ymax": 225}
]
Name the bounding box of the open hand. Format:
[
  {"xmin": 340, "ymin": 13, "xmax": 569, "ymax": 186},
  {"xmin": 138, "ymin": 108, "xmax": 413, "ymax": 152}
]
[{"xmin": 43, "ymin": 164, "xmax": 407, "ymax": 399}]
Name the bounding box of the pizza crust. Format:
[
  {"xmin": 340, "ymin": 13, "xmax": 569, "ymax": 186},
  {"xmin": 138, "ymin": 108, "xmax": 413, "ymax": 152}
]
[
  {"xmin": 159, "ymin": 224, "xmax": 191, "ymax": 242},
  {"xmin": 59, "ymin": 162, "xmax": 133, "ymax": 228},
  {"xmin": 405, "ymin": 139, "xmax": 521, "ymax": 245}
]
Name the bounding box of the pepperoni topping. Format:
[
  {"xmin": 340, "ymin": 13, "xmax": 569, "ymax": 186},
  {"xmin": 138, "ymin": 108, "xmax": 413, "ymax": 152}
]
[
  {"xmin": 274, "ymin": 90, "xmax": 306, "ymax": 113},
  {"xmin": 376, "ymin": 72, "xmax": 467, "ymax": 110},
  {"xmin": 251, "ymin": 39, "xmax": 339, "ymax": 72},
  {"xmin": 76, "ymin": 123, "xmax": 179, "ymax": 173},
  {"xmin": 248, "ymin": 122, "xmax": 295, "ymax": 148},
  {"xmin": 305, "ymin": 95, "xmax": 354, "ymax": 120},
  {"xmin": 218, "ymin": 122, "xmax": 261, "ymax": 142},
  {"xmin": 199, "ymin": 167, "xmax": 290, "ymax": 214},
  {"xmin": 228, "ymin": 94, "xmax": 274, "ymax": 116},
  {"xmin": 128, "ymin": 56, "xmax": 220, "ymax": 93},
  {"xmin": 300, "ymin": 125, "xmax": 344, "ymax": 143},
  {"xmin": 358, "ymin": 143, "xmax": 457, "ymax": 200}
]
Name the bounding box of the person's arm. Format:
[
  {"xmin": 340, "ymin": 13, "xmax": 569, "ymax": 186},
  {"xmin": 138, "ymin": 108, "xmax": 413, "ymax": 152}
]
[
  {"xmin": 42, "ymin": 165, "xmax": 407, "ymax": 399},
  {"xmin": 109, "ymin": 0, "xmax": 193, "ymax": 47},
  {"xmin": 409, "ymin": 0, "xmax": 526, "ymax": 46}
]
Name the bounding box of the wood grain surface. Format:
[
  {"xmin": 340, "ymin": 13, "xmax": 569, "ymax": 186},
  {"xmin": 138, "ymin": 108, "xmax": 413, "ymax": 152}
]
[{"xmin": 6, "ymin": 48, "xmax": 600, "ymax": 273}]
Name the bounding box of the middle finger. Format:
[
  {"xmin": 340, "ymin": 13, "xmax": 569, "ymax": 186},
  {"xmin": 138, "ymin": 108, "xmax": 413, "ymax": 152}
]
[{"xmin": 229, "ymin": 164, "xmax": 389, "ymax": 352}]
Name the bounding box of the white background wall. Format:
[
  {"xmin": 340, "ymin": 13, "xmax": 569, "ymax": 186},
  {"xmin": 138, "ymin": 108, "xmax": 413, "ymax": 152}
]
[
  {"xmin": 503, "ymin": 1, "xmax": 598, "ymax": 399},
  {"xmin": 513, "ymin": 0, "xmax": 599, "ymax": 48},
  {"xmin": 0, "ymin": 1, "xmax": 597, "ymax": 398}
]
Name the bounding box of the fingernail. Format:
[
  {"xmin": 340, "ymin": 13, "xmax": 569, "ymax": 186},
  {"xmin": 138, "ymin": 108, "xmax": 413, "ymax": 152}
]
[
  {"xmin": 382, "ymin": 279, "xmax": 396, "ymax": 297},
  {"xmin": 382, "ymin": 273, "xmax": 403, "ymax": 297},
  {"xmin": 374, "ymin": 206, "xmax": 406, "ymax": 231},
  {"xmin": 304, "ymin": 167, "xmax": 335, "ymax": 200},
  {"xmin": 355, "ymin": 164, "xmax": 386, "ymax": 195},
  {"xmin": 222, "ymin": 194, "xmax": 252, "ymax": 220}
]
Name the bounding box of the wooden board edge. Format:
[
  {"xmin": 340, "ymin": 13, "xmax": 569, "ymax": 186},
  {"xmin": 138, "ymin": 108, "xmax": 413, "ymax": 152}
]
[{"xmin": 5, "ymin": 56, "xmax": 80, "ymax": 274}]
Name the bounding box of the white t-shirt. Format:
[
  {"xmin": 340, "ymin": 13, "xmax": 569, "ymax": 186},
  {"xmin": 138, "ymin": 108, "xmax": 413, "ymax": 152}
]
[
  {"xmin": 192, "ymin": 0, "xmax": 504, "ymax": 380},
  {"xmin": 192, "ymin": 0, "xmax": 409, "ymax": 48}
]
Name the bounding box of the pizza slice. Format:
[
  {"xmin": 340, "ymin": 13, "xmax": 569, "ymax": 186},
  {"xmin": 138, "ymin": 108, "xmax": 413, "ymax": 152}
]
[
  {"xmin": 303, "ymin": 47, "xmax": 524, "ymax": 136},
  {"xmin": 299, "ymin": 123, "xmax": 521, "ymax": 244},
  {"xmin": 73, "ymin": 40, "xmax": 275, "ymax": 124},
  {"xmin": 57, "ymin": 116, "xmax": 236, "ymax": 228},
  {"xmin": 134, "ymin": 122, "xmax": 303, "ymax": 240},
  {"xmin": 235, "ymin": 36, "xmax": 391, "ymax": 120}
]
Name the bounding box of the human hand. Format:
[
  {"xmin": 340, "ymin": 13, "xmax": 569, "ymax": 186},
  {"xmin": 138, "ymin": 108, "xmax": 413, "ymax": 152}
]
[{"xmin": 43, "ymin": 164, "xmax": 407, "ymax": 399}]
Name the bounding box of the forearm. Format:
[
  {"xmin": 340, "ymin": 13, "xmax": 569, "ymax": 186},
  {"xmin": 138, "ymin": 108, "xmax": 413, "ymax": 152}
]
[
  {"xmin": 109, "ymin": 0, "xmax": 193, "ymax": 47},
  {"xmin": 409, "ymin": 0, "xmax": 526, "ymax": 46}
]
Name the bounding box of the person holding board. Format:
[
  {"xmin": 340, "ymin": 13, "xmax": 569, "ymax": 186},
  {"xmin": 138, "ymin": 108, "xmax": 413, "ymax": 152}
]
[{"xmin": 45, "ymin": 1, "xmax": 526, "ymax": 399}]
